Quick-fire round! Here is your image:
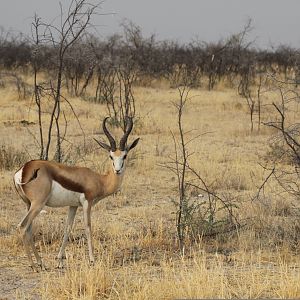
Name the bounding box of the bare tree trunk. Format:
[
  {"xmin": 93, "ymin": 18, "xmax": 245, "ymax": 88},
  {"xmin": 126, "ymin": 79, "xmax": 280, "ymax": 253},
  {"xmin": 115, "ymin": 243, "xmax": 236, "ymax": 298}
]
[
  {"xmin": 176, "ymin": 85, "xmax": 189, "ymax": 252},
  {"xmin": 31, "ymin": 0, "xmax": 97, "ymax": 161},
  {"xmin": 32, "ymin": 16, "xmax": 44, "ymax": 159}
]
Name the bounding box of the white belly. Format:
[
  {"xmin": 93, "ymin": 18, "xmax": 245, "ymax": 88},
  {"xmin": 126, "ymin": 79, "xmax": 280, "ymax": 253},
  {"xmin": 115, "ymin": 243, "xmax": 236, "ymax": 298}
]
[{"xmin": 46, "ymin": 180, "xmax": 83, "ymax": 207}]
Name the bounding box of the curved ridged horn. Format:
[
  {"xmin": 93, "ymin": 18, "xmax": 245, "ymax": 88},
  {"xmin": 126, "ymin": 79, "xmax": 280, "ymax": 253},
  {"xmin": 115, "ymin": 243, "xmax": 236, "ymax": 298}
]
[
  {"xmin": 103, "ymin": 117, "xmax": 116, "ymax": 151},
  {"xmin": 119, "ymin": 117, "xmax": 133, "ymax": 151}
]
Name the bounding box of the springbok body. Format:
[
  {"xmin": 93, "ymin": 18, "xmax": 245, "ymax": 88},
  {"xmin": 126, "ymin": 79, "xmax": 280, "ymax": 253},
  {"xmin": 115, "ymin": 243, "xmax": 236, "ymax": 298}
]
[{"xmin": 14, "ymin": 117, "xmax": 139, "ymax": 270}]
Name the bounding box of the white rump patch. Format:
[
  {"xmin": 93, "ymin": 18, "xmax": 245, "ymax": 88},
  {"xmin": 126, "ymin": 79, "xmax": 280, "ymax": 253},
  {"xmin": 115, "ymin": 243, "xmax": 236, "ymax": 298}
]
[
  {"xmin": 14, "ymin": 168, "xmax": 23, "ymax": 185},
  {"xmin": 46, "ymin": 180, "xmax": 83, "ymax": 207}
]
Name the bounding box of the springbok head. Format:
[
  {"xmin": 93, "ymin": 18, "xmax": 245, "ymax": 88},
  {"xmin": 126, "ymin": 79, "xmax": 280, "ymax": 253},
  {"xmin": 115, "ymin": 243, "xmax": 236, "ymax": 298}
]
[{"xmin": 95, "ymin": 117, "xmax": 140, "ymax": 174}]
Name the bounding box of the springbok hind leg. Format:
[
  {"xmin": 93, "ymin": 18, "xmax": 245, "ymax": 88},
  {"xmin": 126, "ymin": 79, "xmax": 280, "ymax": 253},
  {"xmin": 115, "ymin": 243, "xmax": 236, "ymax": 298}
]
[
  {"xmin": 18, "ymin": 203, "xmax": 45, "ymax": 271},
  {"xmin": 28, "ymin": 224, "xmax": 47, "ymax": 270},
  {"xmin": 18, "ymin": 226, "xmax": 35, "ymax": 270}
]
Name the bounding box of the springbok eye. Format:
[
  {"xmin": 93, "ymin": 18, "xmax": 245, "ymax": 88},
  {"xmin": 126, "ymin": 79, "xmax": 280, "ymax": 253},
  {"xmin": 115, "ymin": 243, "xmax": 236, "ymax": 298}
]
[
  {"xmin": 109, "ymin": 156, "xmax": 113, "ymax": 160},
  {"xmin": 123, "ymin": 154, "xmax": 127, "ymax": 160}
]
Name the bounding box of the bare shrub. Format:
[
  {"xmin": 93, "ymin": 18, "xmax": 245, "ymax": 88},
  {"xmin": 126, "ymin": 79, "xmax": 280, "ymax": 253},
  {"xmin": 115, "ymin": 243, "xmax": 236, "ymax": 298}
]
[
  {"xmin": 0, "ymin": 72, "xmax": 31, "ymax": 99},
  {"xmin": 249, "ymin": 198, "xmax": 300, "ymax": 250},
  {"xmin": 163, "ymin": 70, "xmax": 240, "ymax": 252},
  {"xmin": 261, "ymin": 76, "xmax": 300, "ymax": 198},
  {"xmin": 251, "ymin": 75, "xmax": 300, "ymax": 250},
  {"xmin": 31, "ymin": 0, "xmax": 98, "ymax": 161},
  {"xmin": 0, "ymin": 144, "xmax": 28, "ymax": 170}
]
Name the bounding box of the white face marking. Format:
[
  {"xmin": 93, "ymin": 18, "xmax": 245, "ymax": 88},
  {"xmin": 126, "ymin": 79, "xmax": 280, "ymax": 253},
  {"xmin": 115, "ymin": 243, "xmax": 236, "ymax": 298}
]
[
  {"xmin": 110, "ymin": 150, "xmax": 127, "ymax": 174},
  {"xmin": 46, "ymin": 180, "xmax": 82, "ymax": 207}
]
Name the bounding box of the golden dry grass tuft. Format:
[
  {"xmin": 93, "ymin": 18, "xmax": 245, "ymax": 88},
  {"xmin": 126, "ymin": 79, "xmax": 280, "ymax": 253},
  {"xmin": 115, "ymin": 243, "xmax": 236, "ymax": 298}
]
[{"xmin": 1, "ymin": 78, "xmax": 300, "ymax": 299}]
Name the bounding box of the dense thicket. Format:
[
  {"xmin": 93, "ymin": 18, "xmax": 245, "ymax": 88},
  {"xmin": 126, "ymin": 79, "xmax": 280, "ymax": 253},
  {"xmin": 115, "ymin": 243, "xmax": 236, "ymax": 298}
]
[{"xmin": 1, "ymin": 23, "xmax": 300, "ymax": 93}]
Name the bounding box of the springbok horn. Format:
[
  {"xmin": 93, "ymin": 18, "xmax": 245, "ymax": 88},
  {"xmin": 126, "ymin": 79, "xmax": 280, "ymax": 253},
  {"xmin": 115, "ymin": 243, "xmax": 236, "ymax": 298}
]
[
  {"xmin": 119, "ymin": 117, "xmax": 133, "ymax": 151},
  {"xmin": 103, "ymin": 117, "xmax": 116, "ymax": 151}
]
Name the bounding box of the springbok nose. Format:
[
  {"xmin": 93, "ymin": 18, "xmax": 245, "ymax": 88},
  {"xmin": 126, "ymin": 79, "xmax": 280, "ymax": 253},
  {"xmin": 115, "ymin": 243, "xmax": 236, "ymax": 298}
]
[{"xmin": 116, "ymin": 170, "xmax": 121, "ymax": 174}]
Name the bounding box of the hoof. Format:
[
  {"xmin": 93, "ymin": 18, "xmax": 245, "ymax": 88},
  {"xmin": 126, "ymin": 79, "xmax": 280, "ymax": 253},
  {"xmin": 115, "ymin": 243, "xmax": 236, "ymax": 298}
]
[
  {"xmin": 30, "ymin": 264, "xmax": 40, "ymax": 273},
  {"xmin": 39, "ymin": 263, "xmax": 48, "ymax": 271},
  {"xmin": 89, "ymin": 259, "xmax": 95, "ymax": 266},
  {"xmin": 56, "ymin": 261, "xmax": 65, "ymax": 269}
]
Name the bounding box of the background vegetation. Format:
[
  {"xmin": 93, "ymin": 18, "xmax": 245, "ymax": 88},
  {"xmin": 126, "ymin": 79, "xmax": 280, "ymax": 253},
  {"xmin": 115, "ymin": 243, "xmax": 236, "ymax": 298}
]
[{"xmin": 1, "ymin": 1, "xmax": 300, "ymax": 299}]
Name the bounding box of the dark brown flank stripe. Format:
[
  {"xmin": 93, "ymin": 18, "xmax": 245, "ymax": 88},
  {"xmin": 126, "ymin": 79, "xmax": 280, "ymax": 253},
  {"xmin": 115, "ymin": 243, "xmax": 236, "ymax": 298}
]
[{"xmin": 52, "ymin": 171, "xmax": 86, "ymax": 194}]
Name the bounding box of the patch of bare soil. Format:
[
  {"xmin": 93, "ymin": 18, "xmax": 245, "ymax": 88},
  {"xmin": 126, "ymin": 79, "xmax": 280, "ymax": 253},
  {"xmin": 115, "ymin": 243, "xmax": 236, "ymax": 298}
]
[{"xmin": 0, "ymin": 252, "xmax": 41, "ymax": 299}]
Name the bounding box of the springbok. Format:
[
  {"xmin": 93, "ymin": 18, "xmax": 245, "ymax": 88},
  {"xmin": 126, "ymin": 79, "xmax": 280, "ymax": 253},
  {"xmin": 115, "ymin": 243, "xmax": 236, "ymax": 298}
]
[{"xmin": 13, "ymin": 117, "xmax": 139, "ymax": 270}]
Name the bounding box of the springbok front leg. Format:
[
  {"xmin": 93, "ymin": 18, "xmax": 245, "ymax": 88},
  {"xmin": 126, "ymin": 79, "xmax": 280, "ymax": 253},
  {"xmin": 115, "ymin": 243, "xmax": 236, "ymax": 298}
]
[
  {"xmin": 57, "ymin": 206, "xmax": 78, "ymax": 268},
  {"xmin": 81, "ymin": 198, "xmax": 94, "ymax": 265}
]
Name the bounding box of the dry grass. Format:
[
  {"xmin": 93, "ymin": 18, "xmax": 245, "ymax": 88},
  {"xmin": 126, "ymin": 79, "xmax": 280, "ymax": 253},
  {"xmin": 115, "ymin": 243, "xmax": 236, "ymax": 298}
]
[
  {"xmin": 1, "ymin": 78, "xmax": 300, "ymax": 299},
  {"xmin": 35, "ymin": 249, "xmax": 300, "ymax": 299}
]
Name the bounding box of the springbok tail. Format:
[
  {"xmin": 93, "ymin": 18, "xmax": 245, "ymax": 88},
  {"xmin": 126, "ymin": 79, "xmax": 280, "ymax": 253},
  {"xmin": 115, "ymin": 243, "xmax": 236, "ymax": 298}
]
[{"xmin": 16, "ymin": 168, "xmax": 40, "ymax": 185}]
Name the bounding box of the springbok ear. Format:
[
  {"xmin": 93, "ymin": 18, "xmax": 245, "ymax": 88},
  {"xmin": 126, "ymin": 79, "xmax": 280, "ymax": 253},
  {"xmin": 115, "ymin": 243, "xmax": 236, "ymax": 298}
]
[
  {"xmin": 94, "ymin": 138, "xmax": 111, "ymax": 152},
  {"xmin": 127, "ymin": 138, "xmax": 140, "ymax": 152}
]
